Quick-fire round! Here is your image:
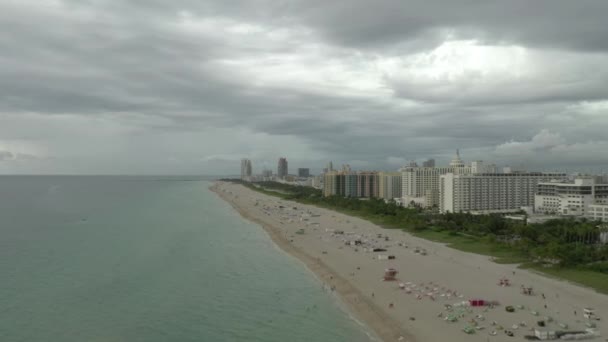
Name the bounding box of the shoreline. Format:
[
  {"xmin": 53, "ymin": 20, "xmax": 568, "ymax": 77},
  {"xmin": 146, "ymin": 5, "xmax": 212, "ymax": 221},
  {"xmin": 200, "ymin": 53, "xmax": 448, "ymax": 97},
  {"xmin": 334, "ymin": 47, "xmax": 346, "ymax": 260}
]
[
  {"xmin": 210, "ymin": 183, "xmax": 412, "ymax": 342},
  {"xmin": 210, "ymin": 181, "xmax": 606, "ymax": 342}
]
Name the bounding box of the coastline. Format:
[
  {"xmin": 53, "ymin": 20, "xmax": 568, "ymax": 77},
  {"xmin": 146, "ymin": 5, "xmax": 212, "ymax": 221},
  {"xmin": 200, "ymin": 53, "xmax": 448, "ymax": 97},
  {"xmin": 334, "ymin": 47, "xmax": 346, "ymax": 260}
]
[
  {"xmin": 210, "ymin": 182, "xmax": 411, "ymax": 342},
  {"xmin": 210, "ymin": 181, "xmax": 607, "ymax": 342}
]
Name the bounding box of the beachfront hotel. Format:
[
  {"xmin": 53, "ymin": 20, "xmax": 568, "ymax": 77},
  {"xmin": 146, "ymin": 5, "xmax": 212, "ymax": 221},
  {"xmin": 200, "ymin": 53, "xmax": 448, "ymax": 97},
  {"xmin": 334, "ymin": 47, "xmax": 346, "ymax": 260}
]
[
  {"xmin": 323, "ymin": 165, "xmax": 381, "ymax": 198},
  {"xmin": 400, "ymin": 150, "xmax": 485, "ymax": 208},
  {"xmin": 534, "ymin": 177, "xmax": 608, "ymax": 221},
  {"xmin": 439, "ymin": 171, "xmax": 568, "ymax": 214}
]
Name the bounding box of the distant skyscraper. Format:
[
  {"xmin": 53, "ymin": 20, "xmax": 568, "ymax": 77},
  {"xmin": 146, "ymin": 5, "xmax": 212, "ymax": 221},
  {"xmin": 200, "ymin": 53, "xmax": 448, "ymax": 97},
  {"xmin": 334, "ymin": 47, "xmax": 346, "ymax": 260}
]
[
  {"xmin": 240, "ymin": 159, "xmax": 252, "ymax": 180},
  {"xmin": 328, "ymin": 161, "xmax": 334, "ymax": 172},
  {"xmin": 298, "ymin": 168, "xmax": 310, "ymax": 178},
  {"xmin": 422, "ymin": 159, "xmax": 435, "ymax": 167},
  {"xmin": 277, "ymin": 157, "xmax": 288, "ymax": 178}
]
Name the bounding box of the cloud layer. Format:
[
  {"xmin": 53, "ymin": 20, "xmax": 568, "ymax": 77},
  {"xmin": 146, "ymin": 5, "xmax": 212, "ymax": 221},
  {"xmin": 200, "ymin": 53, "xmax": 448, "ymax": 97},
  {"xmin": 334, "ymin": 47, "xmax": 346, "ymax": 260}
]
[{"xmin": 1, "ymin": 0, "xmax": 608, "ymax": 174}]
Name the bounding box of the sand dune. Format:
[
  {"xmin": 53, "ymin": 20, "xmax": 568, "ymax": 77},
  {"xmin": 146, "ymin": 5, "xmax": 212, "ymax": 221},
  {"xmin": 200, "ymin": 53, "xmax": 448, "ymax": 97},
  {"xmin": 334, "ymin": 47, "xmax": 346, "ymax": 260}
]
[{"xmin": 212, "ymin": 182, "xmax": 606, "ymax": 342}]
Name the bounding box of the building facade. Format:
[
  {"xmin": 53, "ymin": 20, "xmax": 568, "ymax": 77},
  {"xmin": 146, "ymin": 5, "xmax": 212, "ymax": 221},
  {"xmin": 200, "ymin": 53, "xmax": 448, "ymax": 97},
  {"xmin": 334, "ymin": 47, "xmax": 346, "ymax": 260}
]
[
  {"xmin": 323, "ymin": 169, "xmax": 377, "ymax": 198},
  {"xmin": 240, "ymin": 159, "xmax": 252, "ymax": 180},
  {"xmin": 440, "ymin": 172, "xmax": 568, "ymax": 214},
  {"xmin": 277, "ymin": 157, "xmax": 288, "ymax": 179},
  {"xmin": 400, "ymin": 150, "xmax": 474, "ymax": 208},
  {"xmin": 379, "ymin": 172, "xmax": 402, "ymax": 200},
  {"xmin": 587, "ymin": 204, "xmax": 608, "ymax": 222},
  {"xmin": 534, "ymin": 178, "xmax": 608, "ymax": 221},
  {"xmin": 471, "ymin": 160, "xmax": 498, "ymax": 174},
  {"xmin": 356, "ymin": 172, "xmax": 379, "ymax": 198},
  {"xmin": 297, "ymin": 168, "xmax": 310, "ymax": 178}
]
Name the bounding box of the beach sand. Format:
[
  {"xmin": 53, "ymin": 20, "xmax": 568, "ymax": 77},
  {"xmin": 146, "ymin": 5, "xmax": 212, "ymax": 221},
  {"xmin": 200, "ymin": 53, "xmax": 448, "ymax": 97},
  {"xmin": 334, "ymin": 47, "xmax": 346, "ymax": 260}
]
[{"xmin": 211, "ymin": 182, "xmax": 607, "ymax": 342}]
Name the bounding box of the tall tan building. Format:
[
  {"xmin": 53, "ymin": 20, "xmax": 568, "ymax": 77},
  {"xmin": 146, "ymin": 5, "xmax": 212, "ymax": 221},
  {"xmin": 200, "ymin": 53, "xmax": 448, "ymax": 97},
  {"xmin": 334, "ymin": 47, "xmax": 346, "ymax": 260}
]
[
  {"xmin": 379, "ymin": 172, "xmax": 402, "ymax": 200},
  {"xmin": 401, "ymin": 150, "xmax": 471, "ymax": 208},
  {"xmin": 323, "ymin": 168, "xmax": 378, "ymax": 198},
  {"xmin": 356, "ymin": 172, "xmax": 379, "ymax": 198}
]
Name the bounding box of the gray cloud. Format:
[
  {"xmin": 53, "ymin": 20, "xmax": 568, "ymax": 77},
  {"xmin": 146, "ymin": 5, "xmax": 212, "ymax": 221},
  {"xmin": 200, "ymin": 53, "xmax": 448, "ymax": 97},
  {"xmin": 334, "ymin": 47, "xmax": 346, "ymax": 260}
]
[
  {"xmin": 294, "ymin": 0, "xmax": 608, "ymax": 52},
  {"xmin": 1, "ymin": 0, "xmax": 608, "ymax": 174}
]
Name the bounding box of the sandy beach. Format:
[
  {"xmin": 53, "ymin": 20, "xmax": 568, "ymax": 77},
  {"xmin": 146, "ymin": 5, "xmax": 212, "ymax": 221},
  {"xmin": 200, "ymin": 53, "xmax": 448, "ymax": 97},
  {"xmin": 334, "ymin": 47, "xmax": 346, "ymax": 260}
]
[{"xmin": 211, "ymin": 181, "xmax": 607, "ymax": 342}]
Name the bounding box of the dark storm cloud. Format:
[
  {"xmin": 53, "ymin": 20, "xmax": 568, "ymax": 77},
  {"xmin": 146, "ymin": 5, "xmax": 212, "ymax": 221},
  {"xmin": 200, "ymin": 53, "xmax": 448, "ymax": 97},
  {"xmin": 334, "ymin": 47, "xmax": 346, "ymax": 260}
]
[
  {"xmin": 293, "ymin": 0, "xmax": 608, "ymax": 52},
  {"xmin": 1, "ymin": 0, "xmax": 608, "ymax": 174}
]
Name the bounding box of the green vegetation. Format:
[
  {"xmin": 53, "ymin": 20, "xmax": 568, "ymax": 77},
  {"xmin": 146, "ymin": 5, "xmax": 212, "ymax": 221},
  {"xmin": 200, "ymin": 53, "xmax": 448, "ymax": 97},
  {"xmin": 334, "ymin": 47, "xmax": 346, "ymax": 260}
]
[{"xmin": 220, "ymin": 179, "xmax": 608, "ymax": 293}]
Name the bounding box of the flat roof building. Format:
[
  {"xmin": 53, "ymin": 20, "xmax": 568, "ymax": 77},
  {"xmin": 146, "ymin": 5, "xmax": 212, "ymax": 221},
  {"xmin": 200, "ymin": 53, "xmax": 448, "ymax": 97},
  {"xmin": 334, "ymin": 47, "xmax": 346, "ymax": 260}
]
[
  {"xmin": 277, "ymin": 157, "xmax": 288, "ymax": 179},
  {"xmin": 440, "ymin": 172, "xmax": 568, "ymax": 214},
  {"xmin": 535, "ymin": 178, "xmax": 608, "ymax": 221},
  {"xmin": 297, "ymin": 168, "xmax": 310, "ymax": 178}
]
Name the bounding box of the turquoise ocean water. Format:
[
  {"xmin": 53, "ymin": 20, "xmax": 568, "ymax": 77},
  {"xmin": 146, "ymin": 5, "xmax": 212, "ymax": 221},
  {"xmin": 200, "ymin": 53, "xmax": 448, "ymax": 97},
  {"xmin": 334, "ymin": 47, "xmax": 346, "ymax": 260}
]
[{"xmin": 0, "ymin": 176, "xmax": 372, "ymax": 342}]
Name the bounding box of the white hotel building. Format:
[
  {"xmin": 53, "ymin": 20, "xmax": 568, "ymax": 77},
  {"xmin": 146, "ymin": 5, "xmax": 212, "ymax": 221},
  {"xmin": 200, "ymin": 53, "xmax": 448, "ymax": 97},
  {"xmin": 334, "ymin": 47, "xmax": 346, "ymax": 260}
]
[
  {"xmin": 439, "ymin": 172, "xmax": 568, "ymax": 214},
  {"xmin": 401, "ymin": 151, "xmax": 498, "ymax": 208},
  {"xmin": 535, "ymin": 177, "xmax": 608, "ymax": 221}
]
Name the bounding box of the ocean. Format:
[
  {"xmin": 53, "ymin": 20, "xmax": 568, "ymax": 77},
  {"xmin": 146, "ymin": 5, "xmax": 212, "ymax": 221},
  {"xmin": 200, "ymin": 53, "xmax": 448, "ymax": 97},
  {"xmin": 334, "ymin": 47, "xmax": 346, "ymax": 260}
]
[{"xmin": 0, "ymin": 176, "xmax": 372, "ymax": 342}]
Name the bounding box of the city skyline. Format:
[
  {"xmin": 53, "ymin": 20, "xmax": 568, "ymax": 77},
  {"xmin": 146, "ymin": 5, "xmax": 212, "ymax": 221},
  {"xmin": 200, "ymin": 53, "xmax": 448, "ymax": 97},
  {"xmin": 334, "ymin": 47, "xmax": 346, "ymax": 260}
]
[
  {"xmin": 237, "ymin": 149, "xmax": 607, "ymax": 177},
  {"xmin": 2, "ymin": 1, "xmax": 608, "ymax": 174}
]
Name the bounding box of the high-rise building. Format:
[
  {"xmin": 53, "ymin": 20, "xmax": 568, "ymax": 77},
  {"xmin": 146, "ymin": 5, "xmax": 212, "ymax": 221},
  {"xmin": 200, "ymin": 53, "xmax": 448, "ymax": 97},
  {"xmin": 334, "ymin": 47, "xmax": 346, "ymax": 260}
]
[
  {"xmin": 439, "ymin": 172, "xmax": 568, "ymax": 214},
  {"xmin": 297, "ymin": 168, "xmax": 310, "ymax": 178},
  {"xmin": 277, "ymin": 157, "xmax": 288, "ymax": 179},
  {"xmin": 379, "ymin": 172, "xmax": 402, "ymax": 200},
  {"xmin": 401, "ymin": 151, "xmax": 472, "ymax": 208},
  {"xmin": 422, "ymin": 159, "xmax": 435, "ymax": 168},
  {"xmin": 323, "ymin": 169, "xmax": 377, "ymax": 198},
  {"xmin": 240, "ymin": 159, "xmax": 252, "ymax": 180},
  {"xmin": 356, "ymin": 172, "xmax": 379, "ymax": 198}
]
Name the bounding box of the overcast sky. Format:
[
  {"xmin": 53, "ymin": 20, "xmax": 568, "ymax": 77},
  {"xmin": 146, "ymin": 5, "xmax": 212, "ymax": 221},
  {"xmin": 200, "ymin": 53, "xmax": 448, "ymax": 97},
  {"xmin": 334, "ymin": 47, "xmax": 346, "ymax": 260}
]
[{"xmin": 2, "ymin": 0, "xmax": 608, "ymax": 175}]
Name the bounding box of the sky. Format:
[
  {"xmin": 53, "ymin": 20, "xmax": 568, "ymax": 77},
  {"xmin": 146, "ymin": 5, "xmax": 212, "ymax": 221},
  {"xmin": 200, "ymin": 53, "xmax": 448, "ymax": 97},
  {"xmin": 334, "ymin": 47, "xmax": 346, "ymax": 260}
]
[{"xmin": 1, "ymin": 0, "xmax": 608, "ymax": 175}]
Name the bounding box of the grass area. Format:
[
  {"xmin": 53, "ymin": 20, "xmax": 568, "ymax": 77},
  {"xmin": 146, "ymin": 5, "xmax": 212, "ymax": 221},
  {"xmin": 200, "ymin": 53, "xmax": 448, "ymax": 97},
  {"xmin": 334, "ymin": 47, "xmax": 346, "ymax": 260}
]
[
  {"xmin": 522, "ymin": 264, "xmax": 608, "ymax": 294},
  {"xmin": 411, "ymin": 229, "xmax": 529, "ymax": 264},
  {"xmin": 238, "ymin": 182, "xmax": 608, "ymax": 294}
]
